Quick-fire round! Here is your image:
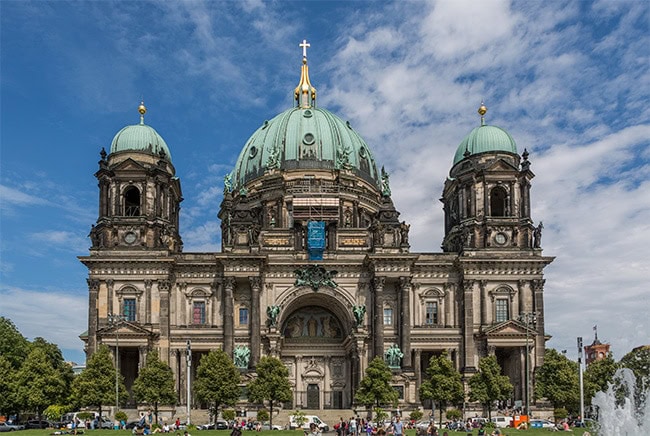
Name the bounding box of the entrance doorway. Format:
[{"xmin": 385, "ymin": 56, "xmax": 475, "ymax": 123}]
[{"xmin": 307, "ymin": 384, "xmax": 320, "ymax": 409}]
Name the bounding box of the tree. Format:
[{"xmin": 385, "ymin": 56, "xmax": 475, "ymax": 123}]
[
  {"xmin": 14, "ymin": 347, "xmax": 67, "ymax": 420},
  {"xmin": 355, "ymin": 357, "xmax": 399, "ymax": 417},
  {"xmin": 584, "ymin": 352, "xmax": 618, "ymax": 405},
  {"xmin": 247, "ymin": 356, "xmax": 292, "ymax": 428},
  {"xmin": 468, "ymin": 355, "xmax": 513, "ymax": 420},
  {"xmin": 535, "ymin": 348, "xmax": 579, "ymax": 413},
  {"xmin": 0, "ymin": 317, "xmax": 30, "ymax": 369},
  {"xmin": 31, "ymin": 337, "xmax": 75, "ymax": 403},
  {"xmin": 0, "ymin": 356, "xmax": 18, "ymax": 417},
  {"xmin": 132, "ymin": 350, "xmax": 176, "ymax": 425},
  {"xmin": 194, "ymin": 350, "xmax": 241, "ymax": 422},
  {"xmin": 419, "ymin": 351, "xmax": 464, "ymax": 427},
  {"xmin": 71, "ymin": 345, "xmax": 128, "ymax": 419}
]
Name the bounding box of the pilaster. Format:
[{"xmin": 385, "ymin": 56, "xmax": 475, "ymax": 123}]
[
  {"xmin": 249, "ymin": 276, "xmax": 261, "ymax": 366},
  {"xmin": 373, "ymin": 276, "xmax": 385, "ymax": 359},
  {"xmin": 399, "ymin": 276, "xmax": 412, "ymax": 367},
  {"xmin": 87, "ymin": 279, "xmax": 100, "ymax": 355},
  {"xmin": 462, "ymin": 279, "xmax": 476, "ymax": 373},
  {"xmin": 223, "ymin": 276, "xmax": 235, "ymax": 356}
]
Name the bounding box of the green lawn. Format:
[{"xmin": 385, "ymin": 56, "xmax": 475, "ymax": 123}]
[{"xmin": 13, "ymin": 429, "xmax": 593, "ymax": 436}]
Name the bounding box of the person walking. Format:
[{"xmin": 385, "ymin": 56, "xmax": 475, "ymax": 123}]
[{"xmin": 391, "ymin": 416, "xmax": 403, "ymax": 436}]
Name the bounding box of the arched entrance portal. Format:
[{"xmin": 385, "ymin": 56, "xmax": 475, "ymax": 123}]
[{"xmin": 276, "ymin": 293, "xmax": 356, "ymax": 410}]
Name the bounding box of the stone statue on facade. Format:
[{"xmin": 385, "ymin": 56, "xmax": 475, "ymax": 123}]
[
  {"xmin": 399, "ymin": 221, "xmax": 410, "ymax": 246},
  {"xmin": 385, "ymin": 344, "xmax": 403, "ymax": 369},
  {"xmin": 266, "ymin": 146, "xmax": 280, "ymax": 170},
  {"xmin": 233, "ymin": 345, "xmax": 250, "ymax": 369},
  {"xmin": 224, "ymin": 172, "xmax": 233, "ymax": 194},
  {"xmin": 352, "ymin": 305, "xmax": 366, "ymax": 328},
  {"xmin": 533, "ymin": 221, "xmax": 543, "ymax": 248},
  {"xmin": 380, "ymin": 166, "xmax": 391, "ymax": 197},
  {"xmin": 267, "ymin": 305, "xmax": 281, "ymax": 327}
]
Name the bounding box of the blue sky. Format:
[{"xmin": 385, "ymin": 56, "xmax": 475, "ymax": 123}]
[{"xmin": 1, "ymin": 0, "xmax": 648, "ymax": 365}]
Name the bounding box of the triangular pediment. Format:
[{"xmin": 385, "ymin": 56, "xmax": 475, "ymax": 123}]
[
  {"xmin": 97, "ymin": 321, "xmax": 157, "ymax": 338},
  {"xmin": 112, "ymin": 158, "xmax": 147, "ymax": 172},
  {"xmin": 482, "ymin": 319, "xmax": 534, "ymax": 337},
  {"xmin": 482, "ymin": 158, "xmax": 519, "ymax": 172}
]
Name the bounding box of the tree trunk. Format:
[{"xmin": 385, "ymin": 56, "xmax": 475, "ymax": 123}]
[
  {"xmin": 269, "ymin": 402, "xmax": 273, "ymax": 428},
  {"xmin": 154, "ymin": 403, "xmax": 159, "ymax": 427},
  {"xmin": 438, "ymin": 402, "xmax": 444, "ymax": 428}
]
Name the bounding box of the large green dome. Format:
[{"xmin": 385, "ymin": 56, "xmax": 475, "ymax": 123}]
[
  {"xmin": 232, "ymin": 106, "xmax": 380, "ymax": 188},
  {"xmin": 453, "ymin": 124, "xmax": 517, "ymax": 165},
  {"xmin": 110, "ymin": 104, "xmax": 172, "ymax": 161}
]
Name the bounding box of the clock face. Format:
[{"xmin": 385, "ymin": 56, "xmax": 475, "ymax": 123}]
[
  {"xmin": 124, "ymin": 232, "xmax": 137, "ymax": 244},
  {"xmin": 495, "ymin": 232, "xmax": 507, "ymax": 245}
]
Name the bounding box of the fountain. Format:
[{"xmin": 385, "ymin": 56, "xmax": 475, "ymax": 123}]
[{"xmin": 591, "ymin": 368, "xmax": 649, "ymax": 435}]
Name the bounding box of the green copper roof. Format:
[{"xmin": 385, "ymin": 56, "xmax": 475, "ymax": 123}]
[
  {"xmin": 453, "ymin": 124, "xmax": 517, "ymax": 165},
  {"xmin": 110, "ymin": 121, "xmax": 172, "ymax": 162},
  {"xmin": 232, "ymin": 107, "xmax": 380, "ymax": 187}
]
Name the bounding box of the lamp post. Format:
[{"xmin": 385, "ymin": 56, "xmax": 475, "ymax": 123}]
[
  {"xmin": 108, "ymin": 313, "xmax": 126, "ymax": 417},
  {"xmin": 518, "ymin": 312, "xmax": 537, "ymax": 418},
  {"xmin": 577, "ymin": 337, "xmax": 584, "ymax": 425},
  {"xmin": 186, "ymin": 340, "xmax": 192, "ymax": 426}
]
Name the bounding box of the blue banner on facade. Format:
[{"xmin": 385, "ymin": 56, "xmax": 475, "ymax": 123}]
[{"xmin": 307, "ymin": 221, "xmax": 326, "ymax": 260}]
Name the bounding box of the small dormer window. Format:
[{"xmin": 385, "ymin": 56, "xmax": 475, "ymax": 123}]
[{"xmin": 124, "ymin": 186, "xmax": 141, "ymax": 216}]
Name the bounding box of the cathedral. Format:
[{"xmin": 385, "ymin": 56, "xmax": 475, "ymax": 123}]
[{"xmin": 80, "ymin": 43, "xmax": 553, "ymax": 414}]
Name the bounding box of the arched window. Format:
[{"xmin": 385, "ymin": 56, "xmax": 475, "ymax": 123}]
[
  {"xmin": 490, "ymin": 186, "xmax": 508, "ymax": 217},
  {"xmin": 124, "ymin": 186, "xmax": 140, "ymax": 216}
]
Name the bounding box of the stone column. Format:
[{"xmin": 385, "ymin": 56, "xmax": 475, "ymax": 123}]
[
  {"xmin": 462, "ymin": 280, "xmax": 476, "ymax": 373},
  {"xmin": 144, "ymin": 280, "xmax": 153, "ymax": 324},
  {"xmin": 158, "ymin": 279, "xmax": 171, "ymax": 360},
  {"xmin": 479, "ymin": 280, "xmax": 488, "ymax": 326},
  {"xmin": 399, "ymin": 276, "xmax": 412, "ymax": 368},
  {"xmin": 414, "ymin": 349, "xmax": 422, "ymax": 401},
  {"xmin": 249, "ymin": 276, "xmax": 261, "ymax": 366},
  {"xmin": 138, "ymin": 345, "xmax": 147, "ymax": 370},
  {"xmin": 532, "ymin": 279, "xmax": 546, "ymax": 368},
  {"xmin": 517, "ymin": 280, "xmax": 526, "ymax": 314},
  {"xmin": 211, "ymin": 280, "xmax": 220, "ymax": 326},
  {"xmin": 87, "ymin": 279, "xmax": 100, "ymax": 355},
  {"xmin": 223, "ymin": 277, "xmax": 235, "ymax": 356},
  {"xmin": 106, "ymin": 279, "xmax": 114, "ymax": 317},
  {"xmin": 373, "ymin": 276, "xmax": 385, "ymax": 359}
]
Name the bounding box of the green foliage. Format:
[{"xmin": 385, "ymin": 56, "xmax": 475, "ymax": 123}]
[
  {"xmin": 584, "ymin": 352, "xmax": 618, "ymax": 405},
  {"xmin": 355, "ymin": 357, "xmax": 399, "ymax": 414},
  {"xmin": 292, "ymin": 410, "xmax": 307, "ymax": 427},
  {"xmin": 0, "ymin": 355, "xmax": 17, "ymax": 416},
  {"xmin": 14, "ymin": 346, "xmax": 68, "ymax": 418},
  {"xmin": 132, "ymin": 350, "xmax": 176, "ymax": 425},
  {"xmin": 71, "ymin": 345, "xmax": 128, "ymax": 418},
  {"xmin": 115, "ymin": 411, "xmax": 128, "ymax": 422},
  {"xmin": 445, "ymin": 409, "xmax": 462, "ymax": 421},
  {"xmin": 554, "ymin": 407, "xmax": 568, "ymax": 420},
  {"xmin": 468, "ymin": 355, "xmax": 513, "ymax": 420},
  {"xmin": 535, "ymin": 349, "xmax": 579, "ymax": 412},
  {"xmin": 31, "ymin": 337, "xmax": 74, "ymax": 404},
  {"xmin": 194, "ymin": 350, "xmax": 241, "ymax": 420},
  {"xmin": 43, "ymin": 404, "xmax": 71, "ymax": 421},
  {"xmin": 373, "ymin": 407, "xmax": 388, "ymax": 423},
  {"xmin": 256, "ymin": 408, "xmax": 269, "ymax": 422},
  {"xmin": 222, "ymin": 409, "xmax": 236, "ymax": 421},
  {"xmin": 419, "ymin": 351, "xmax": 464, "ymax": 427},
  {"xmin": 408, "ymin": 409, "xmax": 423, "ymax": 421},
  {"xmin": 0, "ymin": 317, "xmax": 30, "ymax": 369},
  {"xmin": 77, "ymin": 411, "xmax": 93, "ymax": 420},
  {"xmin": 247, "ymin": 356, "xmax": 292, "ymax": 428}
]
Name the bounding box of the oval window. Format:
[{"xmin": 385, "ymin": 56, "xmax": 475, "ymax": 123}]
[
  {"xmin": 303, "ymin": 110, "xmax": 313, "ymax": 118},
  {"xmin": 359, "ymin": 147, "xmax": 367, "ymax": 158},
  {"xmin": 249, "ymin": 146, "xmax": 258, "ymax": 158},
  {"xmin": 303, "ymin": 133, "xmax": 315, "ymax": 145}
]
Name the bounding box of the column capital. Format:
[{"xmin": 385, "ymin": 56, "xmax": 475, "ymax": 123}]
[
  {"xmin": 249, "ymin": 276, "xmax": 261, "ymax": 290},
  {"xmin": 399, "ymin": 276, "xmax": 412, "ymax": 290},
  {"xmin": 373, "ymin": 276, "xmax": 385, "ymax": 290},
  {"xmin": 87, "ymin": 278, "xmax": 100, "ymax": 292}
]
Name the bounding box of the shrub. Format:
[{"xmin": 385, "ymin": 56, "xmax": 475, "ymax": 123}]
[
  {"xmin": 409, "ymin": 410, "xmax": 423, "ymax": 421},
  {"xmin": 554, "ymin": 407, "xmax": 568, "ymax": 420},
  {"xmin": 257, "ymin": 409, "xmax": 269, "ymax": 422},
  {"xmin": 44, "ymin": 405, "xmax": 71, "ymax": 421},
  {"xmin": 293, "ymin": 410, "xmax": 307, "ymax": 427},
  {"xmin": 374, "ymin": 407, "xmax": 388, "ymax": 422},
  {"xmin": 223, "ymin": 409, "xmax": 236, "ymax": 421},
  {"xmin": 77, "ymin": 412, "xmax": 93, "ymax": 420},
  {"xmin": 115, "ymin": 411, "xmax": 128, "ymax": 423},
  {"xmin": 445, "ymin": 409, "xmax": 462, "ymax": 421}
]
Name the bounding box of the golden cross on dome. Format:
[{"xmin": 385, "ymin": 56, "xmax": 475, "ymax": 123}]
[{"xmin": 299, "ymin": 39, "xmax": 310, "ymax": 59}]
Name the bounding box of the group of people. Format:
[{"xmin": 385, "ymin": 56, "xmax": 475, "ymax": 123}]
[{"xmin": 334, "ymin": 415, "xmax": 430, "ymax": 436}]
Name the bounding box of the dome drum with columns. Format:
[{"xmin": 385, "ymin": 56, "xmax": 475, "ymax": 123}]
[{"xmin": 80, "ymin": 42, "xmax": 553, "ymax": 417}]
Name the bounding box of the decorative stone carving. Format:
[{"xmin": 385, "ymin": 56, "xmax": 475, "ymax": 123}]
[
  {"xmin": 294, "ymin": 265, "xmax": 338, "ymax": 291},
  {"xmin": 267, "ymin": 305, "xmax": 281, "ymax": 327}
]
